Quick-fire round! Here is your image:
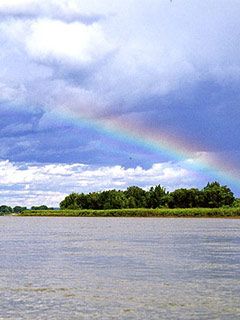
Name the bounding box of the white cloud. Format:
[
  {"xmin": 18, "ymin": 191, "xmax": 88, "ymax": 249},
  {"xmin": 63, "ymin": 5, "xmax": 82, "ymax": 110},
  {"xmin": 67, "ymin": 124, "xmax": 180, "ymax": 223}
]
[
  {"xmin": 0, "ymin": 160, "xmax": 201, "ymax": 207},
  {"xmin": 0, "ymin": 0, "xmax": 38, "ymax": 11},
  {"xmin": 25, "ymin": 19, "xmax": 113, "ymax": 66},
  {"xmin": 0, "ymin": 82, "xmax": 22, "ymax": 103}
]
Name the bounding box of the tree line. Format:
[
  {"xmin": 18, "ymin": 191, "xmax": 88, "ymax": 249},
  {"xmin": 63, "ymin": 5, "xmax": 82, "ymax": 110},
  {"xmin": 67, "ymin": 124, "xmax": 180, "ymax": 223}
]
[
  {"xmin": 0, "ymin": 182, "xmax": 237, "ymax": 214},
  {"xmin": 0, "ymin": 205, "xmax": 53, "ymax": 215},
  {"xmin": 60, "ymin": 182, "xmax": 237, "ymax": 210}
]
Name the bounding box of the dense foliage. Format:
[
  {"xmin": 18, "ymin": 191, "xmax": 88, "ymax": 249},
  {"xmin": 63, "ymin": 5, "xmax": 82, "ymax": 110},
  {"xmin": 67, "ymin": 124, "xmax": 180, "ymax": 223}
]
[
  {"xmin": 31, "ymin": 205, "xmax": 54, "ymax": 210},
  {"xmin": 0, "ymin": 205, "xmax": 28, "ymax": 215},
  {"xmin": 0, "ymin": 205, "xmax": 52, "ymax": 215},
  {"xmin": 60, "ymin": 182, "xmax": 235, "ymax": 210}
]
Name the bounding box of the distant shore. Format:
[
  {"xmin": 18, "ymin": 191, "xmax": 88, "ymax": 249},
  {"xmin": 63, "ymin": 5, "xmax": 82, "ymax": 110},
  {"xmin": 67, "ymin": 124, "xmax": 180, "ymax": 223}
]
[{"xmin": 18, "ymin": 207, "xmax": 240, "ymax": 218}]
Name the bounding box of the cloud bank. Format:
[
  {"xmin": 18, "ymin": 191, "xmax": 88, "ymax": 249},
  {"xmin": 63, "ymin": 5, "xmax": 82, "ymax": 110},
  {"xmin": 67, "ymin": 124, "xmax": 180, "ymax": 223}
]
[{"xmin": 0, "ymin": 159, "xmax": 204, "ymax": 207}]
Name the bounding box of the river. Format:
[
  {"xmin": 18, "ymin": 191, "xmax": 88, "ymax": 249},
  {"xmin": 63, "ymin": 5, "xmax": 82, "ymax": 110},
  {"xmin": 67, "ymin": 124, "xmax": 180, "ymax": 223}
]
[{"xmin": 0, "ymin": 217, "xmax": 239, "ymax": 319}]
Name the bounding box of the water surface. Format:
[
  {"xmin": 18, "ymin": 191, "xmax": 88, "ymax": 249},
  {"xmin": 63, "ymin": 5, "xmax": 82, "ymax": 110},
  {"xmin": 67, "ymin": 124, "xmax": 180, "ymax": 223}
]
[{"xmin": 0, "ymin": 217, "xmax": 239, "ymax": 319}]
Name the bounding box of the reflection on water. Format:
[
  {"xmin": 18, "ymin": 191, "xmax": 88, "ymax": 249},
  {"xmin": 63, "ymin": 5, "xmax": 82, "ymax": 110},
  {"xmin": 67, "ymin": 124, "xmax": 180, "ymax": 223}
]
[{"xmin": 0, "ymin": 217, "xmax": 239, "ymax": 319}]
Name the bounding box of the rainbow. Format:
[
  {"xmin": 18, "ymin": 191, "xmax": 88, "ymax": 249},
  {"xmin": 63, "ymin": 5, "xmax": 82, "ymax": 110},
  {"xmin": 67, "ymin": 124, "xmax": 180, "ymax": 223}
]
[{"xmin": 53, "ymin": 108, "xmax": 240, "ymax": 193}]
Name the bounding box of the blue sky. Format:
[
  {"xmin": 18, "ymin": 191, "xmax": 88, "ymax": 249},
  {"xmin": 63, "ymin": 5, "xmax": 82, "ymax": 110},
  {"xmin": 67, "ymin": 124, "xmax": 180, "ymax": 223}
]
[{"xmin": 0, "ymin": 0, "xmax": 240, "ymax": 206}]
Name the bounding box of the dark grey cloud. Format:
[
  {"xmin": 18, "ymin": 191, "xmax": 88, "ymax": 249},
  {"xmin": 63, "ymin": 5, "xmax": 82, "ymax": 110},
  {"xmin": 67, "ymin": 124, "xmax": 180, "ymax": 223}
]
[
  {"xmin": 125, "ymin": 79, "xmax": 240, "ymax": 153},
  {"xmin": 0, "ymin": 105, "xmax": 161, "ymax": 167}
]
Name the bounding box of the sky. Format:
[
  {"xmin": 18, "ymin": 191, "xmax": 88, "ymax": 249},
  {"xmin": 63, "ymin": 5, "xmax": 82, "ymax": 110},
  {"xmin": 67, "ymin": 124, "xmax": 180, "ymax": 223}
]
[{"xmin": 0, "ymin": 0, "xmax": 240, "ymax": 207}]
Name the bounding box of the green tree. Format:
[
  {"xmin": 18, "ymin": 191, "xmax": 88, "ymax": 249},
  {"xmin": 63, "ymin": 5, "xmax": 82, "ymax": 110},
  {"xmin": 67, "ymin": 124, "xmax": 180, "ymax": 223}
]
[
  {"xmin": 99, "ymin": 190, "xmax": 127, "ymax": 209},
  {"xmin": 125, "ymin": 186, "xmax": 147, "ymax": 208},
  {"xmin": 74, "ymin": 193, "xmax": 88, "ymax": 209},
  {"xmin": 169, "ymin": 188, "xmax": 204, "ymax": 208},
  {"xmin": 232, "ymin": 198, "xmax": 240, "ymax": 207},
  {"xmin": 60, "ymin": 193, "xmax": 80, "ymax": 209},
  {"xmin": 147, "ymin": 185, "xmax": 168, "ymax": 208},
  {"xmin": 87, "ymin": 192, "xmax": 101, "ymax": 209},
  {"xmin": 31, "ymin": 205, "xmax": 53, "ymax": 210},
  {"xmin": 0, "ymin": 205, "xmax": 12, "ymax": 214},
  {"xmin": 13, "ymin": 206, "xmax": 27, "ymax": 213},
  {"xmin": 127, "ymin": 196, "xmax": 136, "ymax": 208},
  {"xmin": 202, "ymin": 182, "xmax": 235, "ymax": 207}
]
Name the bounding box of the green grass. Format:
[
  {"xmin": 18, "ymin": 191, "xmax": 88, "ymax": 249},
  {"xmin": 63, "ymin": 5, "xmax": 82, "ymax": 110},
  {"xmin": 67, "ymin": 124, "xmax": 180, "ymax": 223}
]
[{"xmin": 19, "ymin": 207, "xmax": 240, "ymax": 217}]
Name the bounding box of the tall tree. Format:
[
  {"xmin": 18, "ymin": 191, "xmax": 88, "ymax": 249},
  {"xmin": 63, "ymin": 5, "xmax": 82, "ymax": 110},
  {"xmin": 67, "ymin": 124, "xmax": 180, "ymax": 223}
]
[
  {"xmin": 202, "ymin": 182, "xmax": 235, "ymax": 207},
  {"xmin": 147, "ymin": 185, "xmax": 168, "ymax": 208},
  {"xmin": 169, "ymin": 188, "xmax": 204, "ymax": 208},
  {"xmin": 0, "ymin": 205, "xmax": 12, "ymax": 214},
  {"xmin": 60, "ymin": 193, "xmax": 79, "ymax": 209},
  {"xmin": 125, "ymin": 186, "xmax": 147, "ymax": 208}
]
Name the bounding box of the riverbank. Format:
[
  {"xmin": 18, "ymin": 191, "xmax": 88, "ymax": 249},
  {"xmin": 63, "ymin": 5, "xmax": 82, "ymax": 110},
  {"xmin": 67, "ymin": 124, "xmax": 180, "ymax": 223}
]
[{"xmin": 19, "ymin": 207, "xmax": 240, "ymax": 217}]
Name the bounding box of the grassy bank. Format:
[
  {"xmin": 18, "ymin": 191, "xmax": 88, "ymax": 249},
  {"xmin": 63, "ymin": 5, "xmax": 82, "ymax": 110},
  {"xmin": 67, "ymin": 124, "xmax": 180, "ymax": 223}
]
[{"xmin": 19, "ymin": 207, "xmax": 240, "ymax": 217}]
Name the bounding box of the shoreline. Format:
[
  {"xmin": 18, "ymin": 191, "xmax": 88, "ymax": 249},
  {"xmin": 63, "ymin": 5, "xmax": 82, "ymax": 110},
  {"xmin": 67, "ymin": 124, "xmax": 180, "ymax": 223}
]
[
  {"xmin": 17, "ymin": 207, "xmax": 240, "ymax": 218},
  {"xmin": 12, "ymin": 216, "xmax": 240, "ymax": 219}
]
